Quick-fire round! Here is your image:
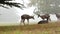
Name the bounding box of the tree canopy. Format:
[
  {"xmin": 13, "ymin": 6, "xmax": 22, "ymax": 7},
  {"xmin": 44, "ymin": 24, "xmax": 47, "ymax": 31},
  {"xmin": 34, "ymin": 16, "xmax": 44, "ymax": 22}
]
[
  {"xmin": 28, "ymin": 0, "xmax": 60, "ymax": 14},
  {"xmin": 0, "ymin": 0, "xmax": 25, "ymax": 9}
]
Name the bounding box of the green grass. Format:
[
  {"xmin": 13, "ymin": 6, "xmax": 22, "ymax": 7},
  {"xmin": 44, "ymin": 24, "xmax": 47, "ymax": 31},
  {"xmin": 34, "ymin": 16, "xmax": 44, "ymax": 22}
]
[{"xmin": 0, "ymin": 22, "xmax": 60, "ymax": 34}]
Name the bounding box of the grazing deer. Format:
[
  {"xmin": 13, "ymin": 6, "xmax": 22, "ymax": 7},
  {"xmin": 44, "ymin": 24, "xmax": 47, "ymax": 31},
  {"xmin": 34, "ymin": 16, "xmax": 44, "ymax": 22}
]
[
  {"xmin": 38, "ymin": 20, "xmax": 48, "ymax": 24},
  {"xmin": 38, "ymin": 14, "xmax": 51, "ymax": 21},
  {"xmin": 21, "ymin": 14, "xmax": 34, "ymax": 25},
  {"xmin": 55, "ymin": 13, "xmax": 60, "ymax": 20}
]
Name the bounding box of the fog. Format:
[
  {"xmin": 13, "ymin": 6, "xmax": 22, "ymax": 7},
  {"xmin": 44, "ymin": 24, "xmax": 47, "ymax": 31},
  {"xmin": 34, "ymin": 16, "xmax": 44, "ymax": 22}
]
[
  {"xmin": 0, "ymin": 0, "xmax": 58, "ymax": 26},
  {"xmin": 0, "ymin": 6, "xmax": 58, "ymax": 26}
]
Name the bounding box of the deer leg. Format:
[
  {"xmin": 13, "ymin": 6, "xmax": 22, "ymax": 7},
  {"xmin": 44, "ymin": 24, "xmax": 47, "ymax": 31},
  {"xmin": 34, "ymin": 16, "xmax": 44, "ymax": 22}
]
[
  {"xmin": 49, "ymin": 18, "xmax": 51, "ymax": 21},
  {"xmin": 46, "ymin": 18, "xmax": 49, "ymax": 23},
  {"xmin": 27, "ymin": 19, "xmax": 29, "ymax": 25},
  {"xmin": 47, "ymin": 17, "xmax": 51, "ymax": 21},
  {"xmin": 23, "ymin": 19, "xmax": 25, "ymax": 25},
  {"xmin": 46, "ymin": 18, "xmax": 48, "ymax": 21},
  {"xmin": 42, "ymin": 19, "xmax": 45, "ymax": 20}
]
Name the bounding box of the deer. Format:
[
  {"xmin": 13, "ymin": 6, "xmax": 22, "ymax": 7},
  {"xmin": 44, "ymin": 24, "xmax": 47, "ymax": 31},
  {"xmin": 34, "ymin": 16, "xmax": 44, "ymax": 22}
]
[
  {"xmin": 21, "ymin": 14, "xmax": 34, "ymax": 25},
  {"xmin": 38, "ymin": 20, "xmax": 48, "ymax": 24},
  {"xmin": 38, "ymin": 14, "xmax": 51, "ymax": 21}
]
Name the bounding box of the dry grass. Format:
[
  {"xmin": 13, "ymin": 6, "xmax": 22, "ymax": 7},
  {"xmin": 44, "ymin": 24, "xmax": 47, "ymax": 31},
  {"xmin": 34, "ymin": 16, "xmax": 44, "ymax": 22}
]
[{"xmin": 0, "ymin": 22, "xmax": 60, "ymax": 34}]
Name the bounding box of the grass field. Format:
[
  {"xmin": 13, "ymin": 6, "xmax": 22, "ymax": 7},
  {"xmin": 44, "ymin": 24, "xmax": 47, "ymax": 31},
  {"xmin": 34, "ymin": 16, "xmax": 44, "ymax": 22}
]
[{"xmin": 0, "ymin": 22, "xmax": 60, "ymax": 34}]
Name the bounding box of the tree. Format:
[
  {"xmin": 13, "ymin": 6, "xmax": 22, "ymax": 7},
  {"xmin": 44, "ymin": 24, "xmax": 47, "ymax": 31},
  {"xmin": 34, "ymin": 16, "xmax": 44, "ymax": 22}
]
[
  {"xmin": 0, "ymin": 0, "xmax": 25, "ymax": 9},
  {"xmin": 28, "ymin": 0, "xmax": 60, "ymax": 15}
]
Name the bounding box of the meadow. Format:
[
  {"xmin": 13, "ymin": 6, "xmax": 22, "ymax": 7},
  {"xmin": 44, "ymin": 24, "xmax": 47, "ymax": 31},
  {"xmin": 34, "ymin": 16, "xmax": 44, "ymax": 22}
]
[{"xmin": 0, "ymin": 21, "xmax": 60, "ymax": 34}]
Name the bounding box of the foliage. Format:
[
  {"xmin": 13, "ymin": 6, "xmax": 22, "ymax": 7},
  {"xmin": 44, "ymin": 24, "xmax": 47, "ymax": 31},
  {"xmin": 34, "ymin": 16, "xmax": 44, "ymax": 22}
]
[
  {"xmin": 0, "ymin": 0, "xmax": 25, "ymax": 9},
  {"xmin": 28, "ymin": 0, "xmax": 60, "ymax": 14}
]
